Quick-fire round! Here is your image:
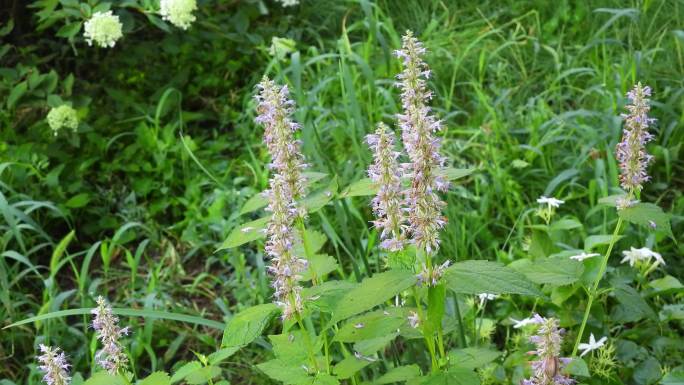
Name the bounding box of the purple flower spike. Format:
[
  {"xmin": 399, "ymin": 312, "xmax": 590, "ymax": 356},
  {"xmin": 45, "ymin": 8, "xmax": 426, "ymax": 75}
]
[
  {"xmin": 37, "ymin": 345, "xmax": 71, "ymax": 385},
  {"xmin": 91, "ymin": 296, "xmax": 129, "ymax": 374},
  {"xmin": 522, "ymin": 314, "xmax": 575, "ymax": 385}
]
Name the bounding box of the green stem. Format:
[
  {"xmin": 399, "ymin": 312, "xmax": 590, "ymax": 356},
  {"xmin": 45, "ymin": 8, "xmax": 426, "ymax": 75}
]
[
  {"xmin": 296, "ymin": 313, "xmax": 319, "ymax": 372},
  {"xmin": 412, "ymin": 288, "xmax": 438, "ymax": 372},
  {"xmin": 453, "ymin": 294, "xmax": 467, "ymax": 347},
  {"xmin": 571, "ymin": 216, "xmax": 624, "ymax": 357}
]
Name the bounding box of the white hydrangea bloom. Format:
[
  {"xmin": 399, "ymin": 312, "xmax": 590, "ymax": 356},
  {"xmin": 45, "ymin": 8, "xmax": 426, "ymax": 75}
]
[
  {"xmin": 160, "ymin": 0, "xmax": 197, "ymax": 30},
  {"xmin": 83, "ymin": 11, "xmax": 123, "ymax": 48},
  {"xmin": 46, "ymin": 105, "xmax": 78, "ymax": 135},
  {"xmin": 276, "ymin": 0, "xmax": 299, "ymax": 6}
]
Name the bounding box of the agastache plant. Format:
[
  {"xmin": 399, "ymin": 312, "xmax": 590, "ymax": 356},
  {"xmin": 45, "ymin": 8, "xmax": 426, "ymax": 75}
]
[
  {"xmin": 395, "ymin": 31, "xmax": 449, "ymax": 256},
  {"xmin": 616, "ymin": 83, "xmax": 655, "ymax": 195},
  {"xmin": 255, "ymin": 76, "xmax": 308, "ymax": 200},
  {"xmin": 91, "ymin": 296, "xmax": 129, "ymax": 374},
  {"xmin": 263, "ymin": 174, "xmax": 307, "ymax": 320},
  {"xmin": 37, "ymin": 345, "xmax": 71, "ymax": 385},
  {"xmin": 523, "ymin": 315, "xmax": 575, "ymax": 385},
  {"xmin": 366, "ymin": 122, "xmax": 407, "ymax": 251}
]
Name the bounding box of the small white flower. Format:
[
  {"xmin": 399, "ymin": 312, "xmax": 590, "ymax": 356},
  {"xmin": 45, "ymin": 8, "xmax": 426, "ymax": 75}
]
[
  {"xmin": 569, "ymin": 252, "xmax": 600, "ymax": 262},
  {"xmin": 478, "ymin": 293, "xmax": 498, "ymax": 305},
  {"xmin": 578, "ymin": 333, "xmax": 607, "ymax": 357},
  {"xmin": 276, "ymin": 0, "xmax": 299, "ymax": 6},
  {"xmin": 616, "ymin": 196, "xmax": 639, "ymax": 210},
  {"xmin": 160, "ymin": 0, "xmax": 197, "ymax": 30},
  {"xmin": 510, "ymin": 317, "xmax": 536, "ymax": 329},
  {"xmin": 536, "ymin": 196, "xmax": 564, "ymax": 208},
  {"xmin": 620, "ymin": 247, "xmax": 664, "ymax": 267},
  {"xmin": 408, "ymin": 311, "xmax": 420, "ymax": 329},
  {"xmin": 84, "ymin": 11, "xmax": 123, "ymax": 48}
]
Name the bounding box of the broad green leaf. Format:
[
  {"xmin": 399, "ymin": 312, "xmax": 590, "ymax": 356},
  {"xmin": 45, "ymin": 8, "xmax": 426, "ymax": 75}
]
[
  {"xmin": 597, "ymin": 194, "xmax": 625, "ymax": 207},
  {"xmin": 335, "ymin": 308, "xmax": 406, "ymax": 342},
  {"xmin": 7, "ymin": 80, "xmax": 27, "ymax": 108},
  {"xmin": 171, "ymin": 361, "xmax": 201, "ymax": 384},
  {"xmin": 443, "ymin": 260, "xmax": 541, "ymax": 297},
  {"xmin": 218, "ymin": 216, "xmax": 269, "ymax": 250},
  {"xmin": 185, "ymin": 365, "xmax": 221, "ymax": 385},
  {"xmin": 5, "ymin": 308, "xmax": 224, "ymax": 330},
  {"xmin": 302, "ymin": 281, "xmax": 358, "ymax": 313},
  {"xmin": 514, "ymin": 257, "xmax": 583, "ymax": 286},
  {"xmin": 441, "ymin": 167, "xmax": 474, "ymax": 181},
  {"xmin": 585, "ymin": 234, "xmax": 624, "ymax": 250},
  {"xmin": 239, "ymin": 193, "xmax": 268, "ymax": 215},
  {"xmin": 331, "ymin": 270, "xmax": 417, "ymax": 323},
  {"xmin": 257, "ymin": 359, "xmax": 311, "ymax": 384},
  {"xmin": 56, "ymin": 21, "xmax": 82, "ymax": 38},
  {"xmin": 270, "ymin": 331, "xmax": 313, "ymax": 365},
  {"xmin": 550, "ymin": 218, "xmax": 583, "ymax": 231},
  {"xmin": 50, "ymin": 229, "xmax": 75, "ymax": 274},
  {"xmin": 375, "ymin": 365, "xmax": 421, "ymax": 384},
  {"xmin": 341, "ymin": 178, "xmax": 374, "ymax": 197},
  {"xmin": 416, "ymin": 369, "xmax": 480, "ymax": 385},
  {"xmin": 448, "ymin": 347, "xmax": 501, "ymax": 369},
  {"xmin": 208, "ymin": 347, "xmax": 240, "ymax": 365},
  {"xmin": 301, "ymin": 254, "xmax": 338, "ymax": 281},
  {"xmin": 425, "ymin": 284, "xmax": 446, "ymax": 336},
  {"xmin": 611, "ymin": 281, "xmax": 656, "ymax": 323},
  {"xmin": 353, "ymin": 332, "xmax": 399, "ymax": 355},
  {"xmin": 618, "ymin": 202, "xmax": 673, "ymax": 239},
  {"xmin": 565, "ymin": 358, "xmax": 590, "ymax": 377},
  {"xmin": 333, "ymin": 356, "xmax": 373, "ymax": 379},
  {"xmin": 138, "ymin": 372, "xmax": 171, "ymax": 385},
  {"xmin": 647, "ymin": 275, "xmax": 683, "ymax": 295},
  {"xmin": 222, "ymin": 303, "xmax": 279, "ymax": 347},
  {"xmin": 84, "ymin": 372, "xmax": 125, "ymax": 385},
  {"xmin": 65, "ymin": 193, "xmax": 91, "ymax": 208},
  {"xmin": 302, "ymin": 177, "xmax": 338, "ymax": 213},
  {"xmin": 659, "ymin": 304, "xmax": 684, "ymax": 321}
]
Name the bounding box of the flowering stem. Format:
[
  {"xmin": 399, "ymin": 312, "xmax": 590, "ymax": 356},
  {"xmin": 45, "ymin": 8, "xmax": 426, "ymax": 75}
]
[
  {"xmin": 295, "ymin": 311, "xmax": 319, "ymax": 372},
  {"xmin": 572, "ymin": 216, "xmax": 624, "ymax": 357},
  {"xmin": 412, "ymin": 287, "xmax": 439, "ymax": 372}
]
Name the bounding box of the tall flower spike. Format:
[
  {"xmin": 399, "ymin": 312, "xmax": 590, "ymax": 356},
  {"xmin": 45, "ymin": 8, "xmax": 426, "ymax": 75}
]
[
  {"xmin": 522, "ymin": 314, "xmax": 575, "ymax": 385},
  {"xmin": 366, "ymin": 123, "xmax": 407, "ymax": 251},
  {"xmin": 616, "ymin": 83, "xmax": 655, "ymax": 193},
  {"xmin": 263, "ymin": 174, "xmax": 307, "ymax": 320},
  {"xmin": 395, "ymin": 31, "xmax": 448, "ymax": 255},
  {"xmin": 37, "ymin": 345, "xmax": 71, "ymax": 385},
  {"xmin": 91, "ymin": 296, "xmax": 129, "ymax": 374},
  {"xmin": 255, "ymin": 77, "xmax": 308, "ymax": 200}
]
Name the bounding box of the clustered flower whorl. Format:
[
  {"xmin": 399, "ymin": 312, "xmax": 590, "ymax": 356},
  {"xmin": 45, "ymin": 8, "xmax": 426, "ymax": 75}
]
[
  {"xmin": 160, "ymin": 0, "xmax": 197, "ymax": 30},
  {"xmin": 37, "ymin": 345, "xmax": 71, "ymax": 385},
  {"xmin": 256, "ymin": 77, "xmax": 308, "ymax": 199},
  {"xmin": 366, "ymin": 123, "xmax": 406, "ymax": 251},
  {"xmin": 263, "ymin": 175, "xmax": 307, "ymax": 320},
  {"xmin": 83, "ymin": 11, "xmax": 123, "ymax": 48},
  {"xmin": 616, "ymin": 83, "xmax": 655, "ymax": 193},
  {"xmin": 522, "ymin": 314, "xmax": 575, "ymax": 385},
  {"xmin": 395, "ymin": 31, "xmax": 448, "ymax": 255},
  {"xmin": 46, "ymin": 105, "xmax": 78, "ymax": 136},
  {"xmin": 91, "ymin": 296, "xmax": 129, "ymax": 374}
]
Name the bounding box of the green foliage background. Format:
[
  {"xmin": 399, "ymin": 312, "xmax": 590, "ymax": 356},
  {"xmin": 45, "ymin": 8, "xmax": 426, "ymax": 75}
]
[{"xmin": 1, "ymin": 0, "xmax": 682, "ymax": 384}]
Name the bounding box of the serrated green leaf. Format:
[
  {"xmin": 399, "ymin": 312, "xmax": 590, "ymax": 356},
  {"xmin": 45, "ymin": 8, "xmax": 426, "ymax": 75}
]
[
  {"xmin": 208, "ymin": 346, "xmax": 240, "ymax": 365},
  {"xmin": 84, "ymin": 372, "xmax": 125, "ymax": 385},
  {"xmin": 331, "ymin": 270, "xmax": 417, "ymax": 323},
  {"xmin": 565, "ymin": 358, "xmax": 590, "ymax": 377},
  {"xmin": 417, "ymin": 369, "xmax": 480, "ymax": 385},
  {"xmin": 301, "ymin": 254, "xmax": 338, "ymax": 281},
  {"xmin": 514, "ymin": 257, "xmax": 584, "ymax": 286},
  {"xmin": 443, "ymin": 260, "xmax": 541, "ymax": 297},
  {"xmin": 138, "ymin": 372, "xmax": 170, "ymax": 385},
  {"xmin": 448, "ymin": 347, "xmax": 501, "ymax": 369},
  {"xmin": 375, "ymin": 365, "xmax": 421, "ymax": 384},
  {"xmin": 171, "ymin": 361, "xmax": 202, "ymax": 384},
  {"xmin": 647, "ymin": 275, "xmax": 683, "ymax": 295},
  {"xmin": 185, "ymin": 365, "xmax": 221, "ymax": 385},
  {"xmin": 353, "ymin": 332, "xmax": 399, "ymax": 355},
  {"xmin": 257, "ymin": 359, "xmax": 311, "ymax": 384},
  {"xmin": 239, "ymin": 193, "xmax": 268, "ymax": 215},
  {"xmin": 341, "ymin": 178, "xmax": 375, "ymax": 197},
  {"xmin": 270, "ymin": 331, "xmax": 313, "ymax": 365},
  {"xmin": 618, "ymin": 202, "xmax": 673, "ymax": 239},
  {"xmin": 333, "ymin": 355, "xmax": 373, "ymax": 379},
  {"xmin": 302, "ymin": 281, "xmax": 358, "ymax": 313},
  {"xmin": 65, "ymin": 193, "xmax": 90, "ymax": 208},
  {"xmin": 218, "ymin": 216, "xmax": 269, "ymax": 250},
  {"xmin": 584, "ymin": 234, "xmax": 624, "ymax": 250},
  {"xmin": 56, "ymin": 21, "xmax": 82, "ymax": 38},
  {"xmin": 611, "ymin": 281, "xmax": 656, "ymax": 323},
  {"xmin": 222, "ymin": 303, "xmax": 279, "ymax": 348},
  {"xmin": 302, "ymin": 177, "xmax": 337, "ymax": 213},
  {"xmin": 661, "ymin": 370, "xmax": 684, "ymax": 385},
  {"xmin": 8, "ymin": 80, "xmax": 27, "ymax": 109},
  {"xmin": 441, "ymin": 167, "xmax": 474, "ymax": 181},
  {"xmin": 335, "ymin": 308, "xmax": 406, "ymax": 342}
]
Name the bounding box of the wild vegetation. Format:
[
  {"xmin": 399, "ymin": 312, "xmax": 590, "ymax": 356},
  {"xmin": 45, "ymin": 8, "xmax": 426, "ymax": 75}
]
[{"xmin": 1, "ymin": 1, "xmax": 682, "ymax": 385}]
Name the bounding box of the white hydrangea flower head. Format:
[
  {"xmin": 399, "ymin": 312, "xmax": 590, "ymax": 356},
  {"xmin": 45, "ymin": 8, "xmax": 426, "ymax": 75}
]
[
  {"xmin": 84, "ymin": 11, "xmax": 123, "ymax": 48},
  {"xmin": 46, "ymin": 105, "xmax": 78, "ymax": 135},
  {"xmin": 276, "ymin": 0, "xmax": 299, "ymax": 6},
  {"xmin": 160, "ymin": 0, "xmax": 197, "ymax": 30}
]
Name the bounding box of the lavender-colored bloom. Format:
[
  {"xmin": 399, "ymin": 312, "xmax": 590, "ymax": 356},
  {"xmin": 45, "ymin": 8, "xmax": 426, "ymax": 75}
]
[
  {"xmin": 522, "ymin": 314, "xmax": 575, "ymax": 385},
  {"xmin": 255, "ymin": 76, "xmax": 308, "ymax": 199},
  {"xmin": 37, "ymin": 345, "xmax": 70, "ymax": 385},
  {"xmin": 91, "ymin": 296, "xmax": 129, "ymax": 374},
  {"xmin": 616, "ymin": 83, "xmax": 655, "ymax": 193},
  {"xmin": 366, "ymin": 123, "xmax": 407, "ymax": 251},
  {"xmin": 416, "ymin": 260, "xmax": 450, "ymax": 287},
  {"xmin": 395, "ymin": 31, "xmax": 448, "ymax": 255},
  {"xmin": 263, "ymin": 174, "xmax": 307, "ymax": 320}
]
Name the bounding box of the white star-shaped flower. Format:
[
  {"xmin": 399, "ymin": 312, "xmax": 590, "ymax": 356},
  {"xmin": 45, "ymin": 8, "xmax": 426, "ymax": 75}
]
[
  {"xmin": 620, "ymin": 247, "xmax": 664, "ymax": 267},
  {"xmin": 569, "ymin": 252, "xmax": 600, "ymax": 261},
  {"xmin": 578, "ymin": 333, "xmax": 607, "ymax": 357},
  {"xmin": 537, "ymin": 196, "xmax": 564, "ymax": 208},
  {"xmin": 478, "ymin": 293, "xmax": 498, "ymax": 305},
  {"xmin": 510, "ymin": 317, "xmax": 536, "ymax": 329}
]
